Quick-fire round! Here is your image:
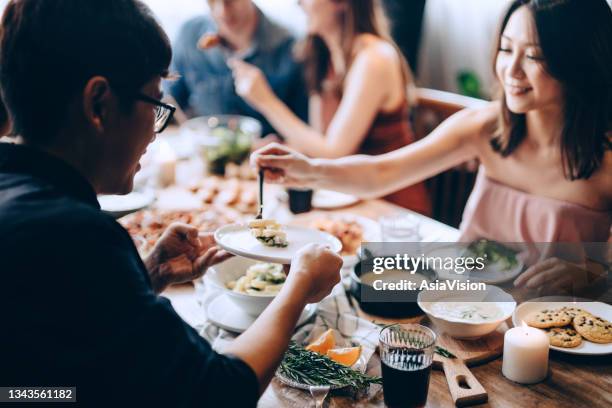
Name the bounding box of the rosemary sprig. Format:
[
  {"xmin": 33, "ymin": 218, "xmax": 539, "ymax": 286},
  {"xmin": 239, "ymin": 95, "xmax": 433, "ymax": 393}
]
[
  {"xmin": 279, "ymin": 342, "xmax": 382, "ymax": 389},
  {"xmin": 435, "ymin": 346, "xmax": 456, "ymax": 359}
]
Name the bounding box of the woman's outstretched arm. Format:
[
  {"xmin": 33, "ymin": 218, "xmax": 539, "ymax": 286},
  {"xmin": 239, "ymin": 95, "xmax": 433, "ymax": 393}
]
[{"xmin": 252, "ymin": 105, "xmax": 495, "ymax": 198}]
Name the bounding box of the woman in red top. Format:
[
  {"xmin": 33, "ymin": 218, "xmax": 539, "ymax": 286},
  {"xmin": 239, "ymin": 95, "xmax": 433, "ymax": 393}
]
[{"xmin": 230, "ymin": 0, "xmax": 431, "ymax": 215}]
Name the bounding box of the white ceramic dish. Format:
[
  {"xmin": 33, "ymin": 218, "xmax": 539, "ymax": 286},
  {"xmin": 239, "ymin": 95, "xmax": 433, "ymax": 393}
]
[
  {"xmin": 512, "ymin": 296, "xmax": 612, "ymax": 355},
  {"xmin": 98, "ymin": 191, "xmax": 154, "ymax": 219},
  {"xmin": 206, "ymin": 256, "xmax": 280, "ymax": 316},
  {"xmin": 206, "ymin": 294, "xmax": 316, "ymax": 333},
  {"xmin": 312, "ymin": 189, "xmax": 360, "ymax": 209},
  {"xmin": 214, "ymin": 224, "xmax": 342, "ymax": 264},
  {"xmin": 426, "ymin": 244, "xmax": 524, "ymax": 284},
  {"xmin": 418, "ymin": 285, "xmax": 516, "ymax": 339}
]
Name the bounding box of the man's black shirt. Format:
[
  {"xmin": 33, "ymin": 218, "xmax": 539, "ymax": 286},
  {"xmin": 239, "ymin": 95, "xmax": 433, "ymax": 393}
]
[{"xmin": 0, "ymin": 143, "xmax": 258, "ymax": 407}]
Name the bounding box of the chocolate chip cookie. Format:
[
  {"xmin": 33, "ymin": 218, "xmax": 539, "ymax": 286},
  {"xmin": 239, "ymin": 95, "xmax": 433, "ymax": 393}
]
[
  {"xmin": 572, "ymin": 313, "xmax": 612, "ymax": 344},
  {"xmin": 547, "ymin": 327, "xmax": 582, "ymax": 348},
  {"xmin": 527, "ymin": 309, "xmax": 572, "ymax": 328}
]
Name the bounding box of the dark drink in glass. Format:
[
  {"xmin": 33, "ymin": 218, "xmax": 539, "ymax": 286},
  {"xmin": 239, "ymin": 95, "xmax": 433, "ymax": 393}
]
[
  {"xmin": 379, "ymin": 324, "xmax": 436, "ymax": 408},
  {"xmin": 287, "ymin": 188, "xmax": 313, "ymax": 214}
]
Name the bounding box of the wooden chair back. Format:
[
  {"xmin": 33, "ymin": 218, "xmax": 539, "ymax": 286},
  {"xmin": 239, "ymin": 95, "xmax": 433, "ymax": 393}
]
[{"xmin": 412, "ymin": 88, "xmax": 488, "ymax": 228}]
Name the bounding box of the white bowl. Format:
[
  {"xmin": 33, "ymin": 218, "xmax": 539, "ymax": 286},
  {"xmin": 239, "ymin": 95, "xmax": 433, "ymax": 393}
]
[
  {"xmin": 417, "ymin": 285, "xmax": 516, "ymax": 339},
  {"xmin": 206, "ymin": 256, "xmax": 280, "ymax": 317}
]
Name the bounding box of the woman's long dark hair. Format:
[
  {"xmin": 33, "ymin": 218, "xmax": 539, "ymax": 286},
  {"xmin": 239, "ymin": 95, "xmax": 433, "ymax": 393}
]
[
  {"xmin": 298, "ymin": 0, "xmax": 413, "ymax": 100},
  {"xmin": 491, "ymin": 0, "xmax": 612, "ymax": 180}
]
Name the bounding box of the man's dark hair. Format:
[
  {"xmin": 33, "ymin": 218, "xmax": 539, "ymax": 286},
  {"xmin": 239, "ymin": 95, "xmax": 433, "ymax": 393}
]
[{"xmin": 0, "ymin": 0, "xmax": 172, "ymax": 144}]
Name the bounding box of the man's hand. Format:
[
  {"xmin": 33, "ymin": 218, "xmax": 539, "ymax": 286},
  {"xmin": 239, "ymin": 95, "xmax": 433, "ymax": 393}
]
[
  {"xmin": 284, "ymin": 243, "xmax": 343, "ymax": 304},
  {"xmin": 144, "ymin": 223, "xmax": 232, "ymax": 293}
]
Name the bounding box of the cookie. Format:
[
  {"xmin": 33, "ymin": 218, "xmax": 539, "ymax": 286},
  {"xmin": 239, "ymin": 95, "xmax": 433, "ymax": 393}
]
[
  {"xmin": 547, "ymin": 327, "xmax": 582, "ymax": 348},
  {"xmin": 572, "ymin": 313, "xmax": 612, "ymax": 344},
  {"xmin": 527, "ymin": 309, "xmax": 572, "ymax": 328},
  {"xmin": 559, "ymin": 306, "xmax": 589, "ymax": 319}
]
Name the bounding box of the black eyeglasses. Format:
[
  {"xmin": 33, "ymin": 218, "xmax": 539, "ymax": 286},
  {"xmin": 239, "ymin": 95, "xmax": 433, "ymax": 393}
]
[{"xmin": 136, "ymin": 93, "xmax": 176, "ymax": 133}]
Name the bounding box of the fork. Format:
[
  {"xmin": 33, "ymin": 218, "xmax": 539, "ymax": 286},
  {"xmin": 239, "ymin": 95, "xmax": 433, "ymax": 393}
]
[{"xmin": 255, "ymin": 169, "xmax": 264, "ymax": 219}]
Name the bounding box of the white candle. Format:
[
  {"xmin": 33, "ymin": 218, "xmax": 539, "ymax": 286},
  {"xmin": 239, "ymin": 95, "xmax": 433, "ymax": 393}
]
[{"xmin": 502, "ymin": 326, "xmax": 549, "ymax": 384}]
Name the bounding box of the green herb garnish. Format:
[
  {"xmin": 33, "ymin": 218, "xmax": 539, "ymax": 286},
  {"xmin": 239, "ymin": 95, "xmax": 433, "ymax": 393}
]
[
  {"xmin": 435, "ymin": 346, "xmax": 456, "ymax": 359},
  {"xmin": 279, "ymin": 342, "xmax": 381, "ymax": 389}
]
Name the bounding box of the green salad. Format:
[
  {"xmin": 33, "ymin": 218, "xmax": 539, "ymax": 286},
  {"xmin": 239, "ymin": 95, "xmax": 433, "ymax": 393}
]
[
  {"xmin": 204, "ymin": 127, "xmax": 252, "ymax": 175},
  {"xmin": 467, "ymin": 239, "xmax": 518, "ymax": 271}
]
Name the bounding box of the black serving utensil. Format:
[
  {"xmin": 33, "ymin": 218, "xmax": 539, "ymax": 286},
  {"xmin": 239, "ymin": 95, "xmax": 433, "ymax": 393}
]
[{"xmin": 256, "ymin": 169, "xmax": 264, "ymax": 219}]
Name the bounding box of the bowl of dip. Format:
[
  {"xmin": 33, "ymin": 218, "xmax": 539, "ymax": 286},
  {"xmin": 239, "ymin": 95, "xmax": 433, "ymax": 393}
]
[{"xmin": 417, "ymin": 285, "xmax": 516, "ymax": 339}]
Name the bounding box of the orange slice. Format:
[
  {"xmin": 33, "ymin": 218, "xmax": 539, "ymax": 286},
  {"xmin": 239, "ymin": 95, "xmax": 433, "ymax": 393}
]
[
  {"xmin": 305, "ymin": 329, "xmax": 336, "ymax": 355},
  {"xmin": 326, "ymin": 346, "xmax": 362, "ymax": 366}
]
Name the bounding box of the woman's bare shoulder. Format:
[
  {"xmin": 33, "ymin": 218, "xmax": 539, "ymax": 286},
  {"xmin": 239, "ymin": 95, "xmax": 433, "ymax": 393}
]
[
  {"xmin": 442, "ymin": 102, "xmax": 500, "ymax": 143},
  {"xmin": 352, "ymin": 34, "xmax": 400, "ymax": 65}
]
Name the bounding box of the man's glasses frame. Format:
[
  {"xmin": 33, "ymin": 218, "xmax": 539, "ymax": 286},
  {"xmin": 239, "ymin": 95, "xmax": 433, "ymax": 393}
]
[{"xmin": 136, "ymin": 93, "xmax": 176, "ymax": 133}]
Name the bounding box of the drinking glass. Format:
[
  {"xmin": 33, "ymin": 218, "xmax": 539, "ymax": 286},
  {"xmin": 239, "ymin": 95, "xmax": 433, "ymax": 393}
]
[
  {"xmin": 379, "ymin": 324, "xmax": 436, "ymax": 408},
  {"xmin": 380, "ymin": 213, "xmax": 422, "ymax": 242}
]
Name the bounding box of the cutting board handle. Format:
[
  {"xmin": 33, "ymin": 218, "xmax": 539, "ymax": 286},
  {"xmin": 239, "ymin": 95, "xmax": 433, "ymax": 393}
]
[{"xmin": 441, "ymin": 358, "xmax": 488, "ymax": 407}]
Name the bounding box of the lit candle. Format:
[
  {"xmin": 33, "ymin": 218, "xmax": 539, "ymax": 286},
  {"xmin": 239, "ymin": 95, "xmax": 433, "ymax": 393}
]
[{"xmin": 502, "ymin": 325, "xmax": 549, "ymax": 384}]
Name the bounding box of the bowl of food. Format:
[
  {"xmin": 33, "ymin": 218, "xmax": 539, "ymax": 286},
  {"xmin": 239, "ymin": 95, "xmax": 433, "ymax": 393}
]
[
  {"xmin": 206, "ymin": 256, "xmax": 286, "ymax": 316},
  {"xmin": 183, "ymin": 115, "xmax": 261, "ymax": 176},
  {"xmin": 349, "ymin": 253, "xmax": 435, "ymax": 318},
  {"xmin": 417, "ymin": 285, "xmax": 516, "ymax": 339}
]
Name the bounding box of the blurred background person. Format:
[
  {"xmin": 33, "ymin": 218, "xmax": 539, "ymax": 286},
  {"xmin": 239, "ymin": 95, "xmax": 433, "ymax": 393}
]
[
  {"xmin": 230, "ymin": 0, "xmax": 431, "ymax": 215},
  {"xmin": 166, "ymin": 0, "xmax": 308, "ymax": 137}
]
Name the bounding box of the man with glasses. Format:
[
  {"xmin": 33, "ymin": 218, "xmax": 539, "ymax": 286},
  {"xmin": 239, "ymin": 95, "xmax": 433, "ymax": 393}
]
[
  {"xmin": 136, "ymin": 93, "xmax": 176, "ymax": 134},
  {"xmin": 168, "ymin": 0, "xmax": 308, "ymax": 137},
  {"xmin": 0, "ymin": 1, "xmax": 341, "ymax": 406}
]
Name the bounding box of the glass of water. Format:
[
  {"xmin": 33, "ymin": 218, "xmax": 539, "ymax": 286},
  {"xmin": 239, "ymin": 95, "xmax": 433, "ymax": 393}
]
[{"xmin": 380, "ymin": 213, "xmax": 422, "ymax": 242}]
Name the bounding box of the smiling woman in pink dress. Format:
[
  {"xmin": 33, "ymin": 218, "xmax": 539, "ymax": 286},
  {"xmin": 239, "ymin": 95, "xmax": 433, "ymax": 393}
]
[{"xmin": 252, "ymin": 0, "xmax": 612, "ymax": 293}]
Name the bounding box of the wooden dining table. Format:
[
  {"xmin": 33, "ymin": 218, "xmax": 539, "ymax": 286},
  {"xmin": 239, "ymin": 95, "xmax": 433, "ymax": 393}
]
[{"xmin": 163, "ymin": 198, "xmax": 612, "ymax": 408}]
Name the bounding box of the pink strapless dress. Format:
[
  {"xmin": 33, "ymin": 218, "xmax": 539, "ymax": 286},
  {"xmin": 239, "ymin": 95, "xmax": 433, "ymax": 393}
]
[{"xmin": 459, "ymin": 170, "xmax": 611, "ymax": 243}]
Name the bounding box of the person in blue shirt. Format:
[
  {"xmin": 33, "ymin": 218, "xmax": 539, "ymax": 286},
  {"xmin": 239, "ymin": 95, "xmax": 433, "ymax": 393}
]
[{"xmin": 167, "ymin": 0, "xmax": 308, "ymax": 137}]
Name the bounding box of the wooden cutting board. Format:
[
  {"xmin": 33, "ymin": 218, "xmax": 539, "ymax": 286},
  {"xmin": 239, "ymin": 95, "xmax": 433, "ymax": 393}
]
[
  {"xmin": 426, "ymin": 317, "xmax": 507, "ymax": 407},
  {"xmin": 354, "ymin": 301, "xmax": 507, "ymax": 407}
]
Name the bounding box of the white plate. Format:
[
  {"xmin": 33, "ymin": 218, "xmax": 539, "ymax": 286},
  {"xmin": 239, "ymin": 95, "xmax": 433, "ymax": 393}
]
[
  {"xmin": 426, "ymin": 244, "xmax": 524, "ymax": 284},
  {"xmin": 98, "ymin": 192, "xmax": 154, "ymax": 218},
  {"xmin": 512, "ymin": 297, "xmax": 612, "ymax": 355},
  {"xmin": 207, "ymin": 294, "xmax": 316, "ymax": 333},
  {"xmin": 324, "ymin": 214, "xmax": 381, "ymax": 269},
  {"xmin": 214, "ymin": 224, "xmax": 342, "ymax": 264},
  {"xmin": 312, "ymin": 189, "xmax": 360, "ymax": 209}
]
